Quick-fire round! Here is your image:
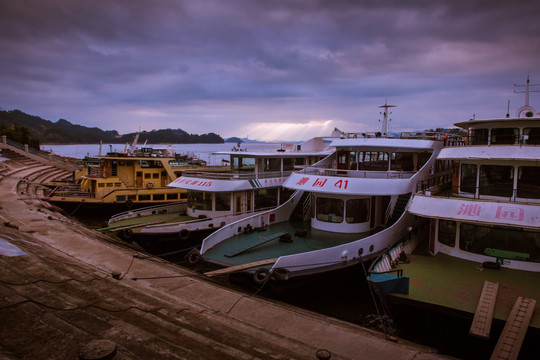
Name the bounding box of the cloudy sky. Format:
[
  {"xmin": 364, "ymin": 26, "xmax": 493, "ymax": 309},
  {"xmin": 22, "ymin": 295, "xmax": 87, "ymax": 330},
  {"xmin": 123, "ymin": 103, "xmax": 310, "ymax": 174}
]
[{"xmin": 1, "ymin": 0, "xmax": 539, "ymax": 141}]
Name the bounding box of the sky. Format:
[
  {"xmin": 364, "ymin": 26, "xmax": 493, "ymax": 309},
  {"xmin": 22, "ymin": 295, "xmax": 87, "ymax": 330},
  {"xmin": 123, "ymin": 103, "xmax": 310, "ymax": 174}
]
[{"xmin": 1, "ymin": 0, "xmax": 540, "ymax": 142}]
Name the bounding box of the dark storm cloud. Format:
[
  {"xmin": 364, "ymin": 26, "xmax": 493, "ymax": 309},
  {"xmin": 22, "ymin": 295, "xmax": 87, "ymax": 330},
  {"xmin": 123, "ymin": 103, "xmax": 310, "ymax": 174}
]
[{"xmin": 0, "ymin": 0, "xmax": 539, "ymax": 138}]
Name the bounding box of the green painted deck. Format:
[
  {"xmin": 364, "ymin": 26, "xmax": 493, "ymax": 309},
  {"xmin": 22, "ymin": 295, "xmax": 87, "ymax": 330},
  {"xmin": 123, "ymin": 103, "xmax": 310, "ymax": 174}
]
[
  {"xmin": 98, "ymin": 212, "xmax": 193, "ymax": 233},
  {"xmin": 390, "ymin": 246, "xmax": 540, "ymax": 330},
  {"xmin": 203, "ymin": 221, "xmax": 367, "ymax": 268}
]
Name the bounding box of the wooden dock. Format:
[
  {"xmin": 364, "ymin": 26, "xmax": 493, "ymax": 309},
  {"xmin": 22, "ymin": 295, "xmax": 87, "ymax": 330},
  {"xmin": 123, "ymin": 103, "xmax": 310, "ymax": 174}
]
[
  {"xmin": 490, "ymin": 297, "xmax": 536, "ymax": 360},
  {"xmin": 469, "ymin": 281, "xmax": 499, "ymax": 339}
]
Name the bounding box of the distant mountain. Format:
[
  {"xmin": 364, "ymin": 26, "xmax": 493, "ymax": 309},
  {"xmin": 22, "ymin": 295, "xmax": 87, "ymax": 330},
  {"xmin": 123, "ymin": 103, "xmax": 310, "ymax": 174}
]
[
  {"xmin": 224, "ymin": 137, "xmax": 266, "ymax": 144},
  {"xmin": 0, "ymin": 109, "xmax": 224, "ymax": 144}
]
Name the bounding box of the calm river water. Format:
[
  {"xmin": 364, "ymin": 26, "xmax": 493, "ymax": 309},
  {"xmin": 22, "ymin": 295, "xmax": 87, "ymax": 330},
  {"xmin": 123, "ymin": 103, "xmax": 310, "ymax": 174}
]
[{"xmin": 41, "ymin": 142, "xmax": 284, "ymax": 164}]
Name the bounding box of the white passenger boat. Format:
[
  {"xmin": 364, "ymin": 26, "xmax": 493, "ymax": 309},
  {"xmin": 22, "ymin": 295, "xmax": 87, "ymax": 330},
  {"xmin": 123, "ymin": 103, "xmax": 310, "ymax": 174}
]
[
  {"xmin": 368, "ymin": 77, "xmax": 540, "ymax": 336},
  {"xmin": 198, "ymin": 104, "xmax": 449, "ymax": 282},
  {"xmin": 100, "ymin": 137, "xmax": 333, "ymax": 252}
]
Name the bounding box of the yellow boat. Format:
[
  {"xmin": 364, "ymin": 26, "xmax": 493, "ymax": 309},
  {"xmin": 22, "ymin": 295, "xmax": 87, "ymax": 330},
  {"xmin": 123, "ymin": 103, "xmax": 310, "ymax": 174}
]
[{"xmin": 44, "ymin": 136, "xmax": 227, "ymax": 216}]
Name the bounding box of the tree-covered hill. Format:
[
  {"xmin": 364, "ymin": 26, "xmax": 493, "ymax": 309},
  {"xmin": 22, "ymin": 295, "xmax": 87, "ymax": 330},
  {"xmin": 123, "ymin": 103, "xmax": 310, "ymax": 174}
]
[{"xmin": 0, "ymin": 109, "xmax": 224, "ymax": 144}]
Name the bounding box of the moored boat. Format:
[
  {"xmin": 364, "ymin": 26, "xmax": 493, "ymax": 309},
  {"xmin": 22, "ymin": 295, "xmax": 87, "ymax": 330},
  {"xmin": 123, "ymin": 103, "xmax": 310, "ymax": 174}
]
[
  {"xmin": 197, "ymin": 104, "xmax": 450, "ymax": 283},
  {"xmin": 43, "ymin": 133, "xmax": 222, "ymax": 216},
  {"xmin": 99, "ymin": 137, "xmax": 334, "ymax": 252},
  {"xmin": 368, "ymin": 77, "xmax": 540, "ymax": 345}
]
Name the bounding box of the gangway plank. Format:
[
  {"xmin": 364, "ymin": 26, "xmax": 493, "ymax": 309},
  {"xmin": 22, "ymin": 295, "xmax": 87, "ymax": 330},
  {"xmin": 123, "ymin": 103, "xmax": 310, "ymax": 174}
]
[
  {"xmin": 204, "ymin": 258, "xmax": 279, "ymax": 277},
  {"xmin": 490, "ymin": 296, "xmax": 536, "ymax": 360},
  {"xmin": 469, "ymin": 281, "xmax": 499, "ymax": 339}
]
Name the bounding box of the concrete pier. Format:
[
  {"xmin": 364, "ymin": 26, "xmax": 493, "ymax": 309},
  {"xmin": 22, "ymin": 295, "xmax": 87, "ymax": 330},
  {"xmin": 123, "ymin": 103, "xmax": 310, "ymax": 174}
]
[{"xmin": 0, "ymin": 147, "xmax": 454, "ymax": 359}]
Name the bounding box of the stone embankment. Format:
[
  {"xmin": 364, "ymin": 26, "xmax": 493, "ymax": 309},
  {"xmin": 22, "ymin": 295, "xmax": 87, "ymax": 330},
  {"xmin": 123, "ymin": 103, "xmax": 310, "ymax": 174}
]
[{"xmin": 0, "ymin": 148, "xmax": 454, "ymax": 359}]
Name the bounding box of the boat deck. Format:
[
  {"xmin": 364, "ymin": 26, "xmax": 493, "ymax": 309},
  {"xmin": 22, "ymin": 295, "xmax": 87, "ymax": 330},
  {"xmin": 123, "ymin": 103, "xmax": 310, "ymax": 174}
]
[
  {"xmin": 390, "ymin": 245, "xmax": 540, "ymax": 329},
  {"xmin": 99, "ymin": 212, "xmax": 193, "ymax": 232},
  {"xmin": 203, "ymin": 221, "xmax": 371, "ymax": 268}
]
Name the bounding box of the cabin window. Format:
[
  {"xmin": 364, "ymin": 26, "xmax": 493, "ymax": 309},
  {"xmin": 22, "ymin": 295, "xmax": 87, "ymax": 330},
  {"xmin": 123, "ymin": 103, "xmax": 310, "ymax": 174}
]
[
  {"xmin": 490, "ymin": 128, "xmax": 519, "ymax": 145},
  {"xmin": 316, "ymin": 197, "xmax": 344, "ymax": 223},
  {"xmin": 263, "ymin": 158, "xmax": 281, "ymax": 172},
  {"xmin": 357, "ymin": 152, "xmax": 388, "ymax": 171},
  {"xmin": 279, "ymin": 188, "xmax": 294, "ymax": 205},
  {"xmin": 460, "ymin": 164, "xmax": 477, "ymax": 194},
  {"xmin": 114, "ymin": 182, "xmax": 121, "ymax": 187},
  {"xmin": 390, "ymin": 152, "xmax": 414, "ymax": 171},
  {"xmin": 144, "ymin": 173, "xmax": 151, "ymax": 179},
  {"xmin": 478, "ymin": 165, "xmax": 513, "ymax": 197},
  {"xmin": 523, "ymin": 128, "xmax": 540, "ymax": 145},
  {"xmin": 517, "ymin": 166, "xmax": 540, "ymax": 199},
  {"xmin": 138, "ymin": 194, "xmax": 151, "ymax": 201},
  {"xmin": 345, "ymin": 199, "xmax": 370, "ymax": 223},
  {"xmin": 116, "ymin": 195, "xmax": 127, "ymax": 202},
  {"xmin": 255, "ymin": 188, "xmax": 278, "ymax": 210},
  {"xmin": 438, "ymin": 220, "xmax": 456, "ymax": 247},
  {"xmin": 188, "ymin": 191, "xmax": 212, "ymax": 210},
  {"xmin": 153, "ymin": 194, "xmax": 165, "ymax": 201},
  {"xmin": 98, "ymin": 183, "xmax": 105, "ymax": 188},
  {"xmin": 127, "ymin": 195, "xmax": 136, "ymax": 201},
  {"xmin": 469, "ymin": 128, "xmax": 489, "ymax": 145},
  {"xmin": 106, "ymin": 183, "xmax": 113, "ymax": 187},
  {"xmin": 295, "ymin": 158, "xmax": 306, "ymax": 168},
  {"xmin": 166, "ymin": 193, "xmax": 179, "ymax": 200},
  {"xmin": 232, "ymin": 157, "xmax": 256, "ymax": 172},
  {"xmin": 283, "ymin": 158, "xmax": 295, "ymax": 171},
  {"xmin": 459, "ymin": 223, "xmax": 540, "ymax": 263},
  {"xmin": 215, "ymin": 192, "xmax": 231, "ymax": 211},
  {"xmin": 152, "ymin": 173, "xmax": 159, "ymax": 179},
  {"xmin": 180, "ymin": 192, "xmax": 187, "ymax": 200},
  {"xmin": 416, "ymin": 152, "xmax": 432, "ymax": 170}
]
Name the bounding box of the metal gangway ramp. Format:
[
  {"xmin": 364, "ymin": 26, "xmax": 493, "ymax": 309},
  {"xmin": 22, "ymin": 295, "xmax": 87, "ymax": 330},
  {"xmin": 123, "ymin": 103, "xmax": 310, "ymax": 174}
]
[
  {"xmin": 490, "ymin": 296, "xmax": 536, "ymax": 360},
  {"xmin": 470, "ymin": 281, "xmax": 499, "ymax": 339}
]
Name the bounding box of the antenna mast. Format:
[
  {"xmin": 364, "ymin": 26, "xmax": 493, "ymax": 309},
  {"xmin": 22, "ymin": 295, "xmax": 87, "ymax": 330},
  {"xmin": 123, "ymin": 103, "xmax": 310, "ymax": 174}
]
[
  {"xmin": 514, "ymin": 75, "xmax": 540, "ymax": 118},
  {"xmin": 378, "ymin": 99, "xmax": 396, "ymax": 137}
]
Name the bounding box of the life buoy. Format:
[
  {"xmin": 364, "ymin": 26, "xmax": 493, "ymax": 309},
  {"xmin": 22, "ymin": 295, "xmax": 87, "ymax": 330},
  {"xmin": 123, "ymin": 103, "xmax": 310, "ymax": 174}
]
[
  {"xmin": 253, "ymin": 268, "xmax": 271, "ymax": 284},
  {"xmin": 186, "ymin": 250, "xmax": 201, "ymax": 264},
  {"xmin": 146, "ymin": 182, "xmax": 154, "ymax": 189},
  {"xmin": 179, "ymin": 228, "xmax": 190, "ymax": 240},
  {"xmin": 120, "ymin": 228, "xmax": 133, "ymax": 242}
]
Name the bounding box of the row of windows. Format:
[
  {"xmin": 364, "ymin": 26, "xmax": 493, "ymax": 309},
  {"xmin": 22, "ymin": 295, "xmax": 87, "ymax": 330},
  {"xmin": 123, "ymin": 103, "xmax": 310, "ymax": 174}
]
[
  {"xmin": 187, "ymin": 189, "xmax": 293, "ymax": 212},
  {"xmin": 469, "ymin": 127, "xmax": 540, "ymax": 145},
  {"xmin": 438, "ymin": 220, "xmax": 540, "ymax": 263},
  {"xmin": 232, "ymin": 157, "xmax": 310, "ymax": 173},
  {"xmin": 337, "ymin": 151, "xmax": 431, "ymax": 172},
  {"xmin": 314, "ymin": 197, "xmax": 370, "ymax": 224},
  {"xmin": 115, "ymin": 192, "xmax": 183, "ymax": 202},
  {"xmin": 460, "ymin": 164, "xmax": 540, "ymax": 199}
]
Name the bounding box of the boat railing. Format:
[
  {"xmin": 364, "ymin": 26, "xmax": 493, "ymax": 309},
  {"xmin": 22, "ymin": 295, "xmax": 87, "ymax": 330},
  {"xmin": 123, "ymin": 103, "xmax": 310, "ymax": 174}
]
[
  {"xmin": 180, "ymin": 170, "xmax": 293, "ymax": 180},
  {"xmin": 48, "ymin": 185, "xmax": 92, "ymax": 198},
  {"xmin": 301, "ymin": 167, "xmax": 415, "ymax": 179},
  {"xmin": 109, "ymin": 202, "xmax": 187, "ymax": 223},
  {"xmin": 415, "ymin": 173, "xmax": 452, "ymax": 194}
]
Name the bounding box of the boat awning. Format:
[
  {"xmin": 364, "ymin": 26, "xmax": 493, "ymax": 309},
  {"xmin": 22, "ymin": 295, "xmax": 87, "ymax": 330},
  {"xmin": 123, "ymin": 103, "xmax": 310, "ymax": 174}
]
[
  {"xmin": 438, "ymin": 146, "xmax": 540, "ymax": 161},
  {"xmin": 409, "ymin": 195, "xmax": 540, "ymax": 230},
  {"xmin": 168, "ymin": 176, "xmax": 288, "ymax": 192},
  {"xmin": 283, "ymin": 172, "xmax": 413, "ymax": 195},
  {"xmin": 329, "ymin": 138, "xmax": 438, "ymax": 151}
]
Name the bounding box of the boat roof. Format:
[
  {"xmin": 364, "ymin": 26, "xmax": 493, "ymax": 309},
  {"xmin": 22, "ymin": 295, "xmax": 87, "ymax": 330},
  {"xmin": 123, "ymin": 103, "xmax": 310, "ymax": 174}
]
[
  {"xmin": 283, "ymin": 172, "xmax": 413, "ymax": 195},
  {"xmin": 409, "ymin": 195, "xmax": 540, "ymax": 230},
  {"xmin": 329, "ymin": 138, "xmax": 439, "ymax": 150},
  {"xmin": 454, "ymin": 116, "xmax": 540, "ymax": 129},
  {"xmin": 167, "ymin": 175, "xmax": 288, "ymax": 192},
  {"xmin": 437, "ymin": 145, "xmax": 540, "ymax": 161},
  {"xmin": 212, "ymin": 149, "xmax": 334, "ymax": 157}
]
